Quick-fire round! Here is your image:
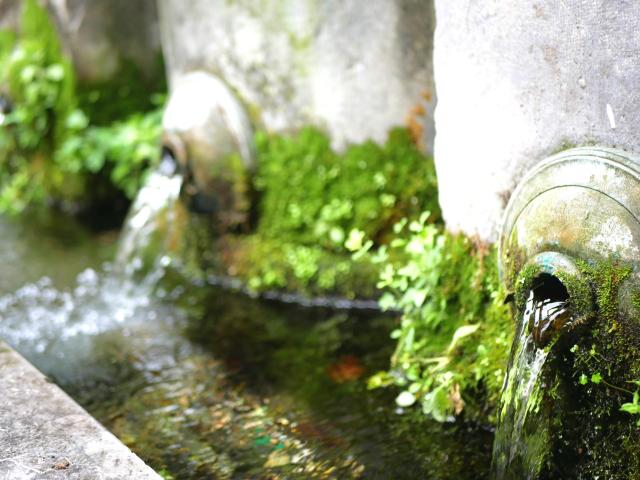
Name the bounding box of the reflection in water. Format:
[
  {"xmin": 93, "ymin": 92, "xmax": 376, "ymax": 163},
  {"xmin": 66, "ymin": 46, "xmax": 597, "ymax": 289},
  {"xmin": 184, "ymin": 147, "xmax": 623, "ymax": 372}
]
[
  {"xmin": 0, "ymin": 262, "xmax": 493, "ymax": 479},
  {"xmin": 0, "ymin": 211, "xmax": 113, "ymax": 294}
]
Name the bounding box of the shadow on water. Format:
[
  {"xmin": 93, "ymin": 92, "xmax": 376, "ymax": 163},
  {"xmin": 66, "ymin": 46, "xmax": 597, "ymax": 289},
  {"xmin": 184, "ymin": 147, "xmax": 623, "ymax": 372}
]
[{"xmin": 0, "ymin": 211, "xmax": 493, "ymax": 479}]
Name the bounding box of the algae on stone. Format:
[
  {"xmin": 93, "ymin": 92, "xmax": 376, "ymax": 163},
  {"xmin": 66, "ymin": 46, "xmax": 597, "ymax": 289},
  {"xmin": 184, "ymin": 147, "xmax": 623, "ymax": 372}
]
[{"xmin": 503, "ymin": 256, "xmax": 640, "ymax": 478}]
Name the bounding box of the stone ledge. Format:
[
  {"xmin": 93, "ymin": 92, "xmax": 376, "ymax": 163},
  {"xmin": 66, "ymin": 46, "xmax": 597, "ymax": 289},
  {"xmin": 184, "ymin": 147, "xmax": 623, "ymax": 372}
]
[{"xmin": 0, "ymin": 341, "xmax": 160, "ymax": 479}]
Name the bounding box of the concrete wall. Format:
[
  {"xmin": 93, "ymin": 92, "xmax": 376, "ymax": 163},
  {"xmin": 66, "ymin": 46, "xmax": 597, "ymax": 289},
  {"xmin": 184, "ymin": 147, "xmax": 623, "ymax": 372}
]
[
  {"xmin": 157, "ymin": 0, "xmax": 435, "ymax": 151},
  {"xmin": 47, "ymin": 0, "xmax": 161, "ymax": 82},
  {"xmin": 434, "ymin": 0, "xmax": 640, "ymax": 241},
  {"xmin": 0, "ymin": 0, "xmax": 20, "ymax": 31}
]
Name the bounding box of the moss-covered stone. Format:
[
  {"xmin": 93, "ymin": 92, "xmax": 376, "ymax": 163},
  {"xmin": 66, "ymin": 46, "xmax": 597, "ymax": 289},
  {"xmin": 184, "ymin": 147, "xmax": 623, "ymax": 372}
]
[
  {"xmin": 170, "ymin": 126, "xmax": 441, "ymax": 300},
  {"xmin": 216, "ymin": 234, "xmax": 381, "ymax": 299},
  {"xmin": 508, "ymin": 257, "xmax": 640, "ymax": 478},
  {"xmin": 162, "ymin": 125, "xmax": 515, "ymax": 425}
]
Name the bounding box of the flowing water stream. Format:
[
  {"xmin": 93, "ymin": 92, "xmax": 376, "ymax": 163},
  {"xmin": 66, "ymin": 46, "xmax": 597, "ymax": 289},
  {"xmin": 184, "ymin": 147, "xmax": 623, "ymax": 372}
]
[
  {"xmin": 492, "ymin": 288, "xmax": 571, "ymax": 479},
  {"xmin": 116, "ymin": 152, "xmax": 184, "ymax": 275},
  {"xmin": 0, "ymin": 166, "xmax": 494, "ymax": 478}
]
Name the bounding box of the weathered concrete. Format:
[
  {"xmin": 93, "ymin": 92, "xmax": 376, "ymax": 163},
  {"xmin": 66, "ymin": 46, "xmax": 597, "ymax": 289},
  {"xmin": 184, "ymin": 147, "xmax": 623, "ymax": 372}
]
[
  {"xmin": 0, "ymin": 341, "xmax": 160, "ymax": 480},
  {"xmin": 0, "ymin": 0, "xmax": 161, "ymax": 83},
  {"xmin": 434, "ymin": 0, "xmax": 640, "ymax": 241},
  {"xmin": 157, "ymin": 0, "xmax": 435, "ymax": 152},
  {"xmin": 0, "ymin": 0, "xmax": 20, "ymax": 31},
  {"xmin": 163, "ymin": 71, "xmax": 255, "ymax": 226},
  {"xmin": 47, "ymin": 0, "xmax": 161, "ymax": 83}
]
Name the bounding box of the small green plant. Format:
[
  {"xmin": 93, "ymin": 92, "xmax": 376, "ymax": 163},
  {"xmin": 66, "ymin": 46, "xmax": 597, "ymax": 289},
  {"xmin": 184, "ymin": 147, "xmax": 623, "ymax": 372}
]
[
  {"xmin": 0, "ymin": 0, "xmax": 79, "ymax": 212},
  {"xmin": 221, "ymin": 235, "xmax": 380, "ymax": 299},
  {"xmin": 55, "ymin": 103, "xmax": 164, "ymax": 199},
  {"xmin": 228, "ymin": 126, "xmax": 440, "ymax": 298},
  {"xmin": 348, "ymin": 213, "xmax": 513, "ymax": 422},
  {"xmin": 621, "ymin": 381, "xmax": 640, "ymax": 425}
]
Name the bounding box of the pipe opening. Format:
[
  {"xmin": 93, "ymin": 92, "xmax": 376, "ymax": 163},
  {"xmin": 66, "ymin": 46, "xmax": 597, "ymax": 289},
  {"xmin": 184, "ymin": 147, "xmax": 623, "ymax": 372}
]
[
  {"xmin": 526, "ymin": 273, "xmax": 571, "ymax": 347},
  {"xmin": 159, "ymin": 146, "xmax": 179, "ymax": 177},
  {"xmin": 530, "ymin": 273, "xmax": 569, "ymax": 304}
]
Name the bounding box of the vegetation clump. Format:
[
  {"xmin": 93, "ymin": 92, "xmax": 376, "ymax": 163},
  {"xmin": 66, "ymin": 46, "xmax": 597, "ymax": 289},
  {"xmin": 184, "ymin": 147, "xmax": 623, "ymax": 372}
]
[
  {"xmin": 529, "ymin": 258, "xmax": 640, "ymax": 478},
  {"xmin": 255, "ymin": 127, "xmax": 440, "ymax": 252},
  {"xmin": 219, "ymin": 127, "xmax": 440, "ymax": 298},
  {"xmin": 347, "ymin": 214, "xmax": 513, "ymax": 423},
  {"xmin": 192, "ymin": 128, "xmax": 514, "ymax": 423},
  {"xmin": 0, "ymin": 0, "xmax": 164, "ymax": 215},
  {"xmin": 0, "ymin": 1, "xmax": 515, "ymax": 428}
]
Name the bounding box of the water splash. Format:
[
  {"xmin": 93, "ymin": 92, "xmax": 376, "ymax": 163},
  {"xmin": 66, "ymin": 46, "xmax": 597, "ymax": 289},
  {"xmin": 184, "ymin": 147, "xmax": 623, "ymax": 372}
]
[
  {"xmin": 0, "ymin": 153, "xmax": 187, "ymax": 383},
  {"xmin": 0, "ymin": 265, "xmax": 185, "ymax": 386},
  {"xmin": 492, "ymin": 291, "xmax": 570, "ymax": 479},
  {"xmin": 116, "ymin": 152, "xmax": 183, "ymax": 277}
]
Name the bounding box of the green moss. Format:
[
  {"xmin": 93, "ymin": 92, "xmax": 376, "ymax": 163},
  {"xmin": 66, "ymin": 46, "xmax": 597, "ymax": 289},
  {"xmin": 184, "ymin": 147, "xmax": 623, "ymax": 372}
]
[
  {"xmin": 255, "ymin": 127, "xmax": 440, "ymax": 253},
  {"xmin": 215, "ymin": 234, "xmax": 380, "ymax": 298},
  {"xmin": 513, "ymin": 262, "xmax": 594, "ymax": 325},
  {"xmin": 0, "ymin": 30, "xmax": 15, "ymax": 64},
  {"xmin": 77, "ymin": 56, "xmax": 166, "ymax": 125},
  {"xmin": 575, "ymin": 258, "xmax": 631, "ymax": 324},
  {"xmin": 513, "ymin": 263, "xmax": 542, "ymax": 310},
  {"xmin": 534, "ymin": 257, "xmax": 640, "ymax": 478},
  {"xmin": 188, "ymin": 126, "xmax": 440, "ymax": 299},
  {"xmin": 556, "ymin": 269, "xmax": 593, "ymax": 321},
  {"xmin": 631, "ymin": 291, "xmax": 640, "ymax": 314}
]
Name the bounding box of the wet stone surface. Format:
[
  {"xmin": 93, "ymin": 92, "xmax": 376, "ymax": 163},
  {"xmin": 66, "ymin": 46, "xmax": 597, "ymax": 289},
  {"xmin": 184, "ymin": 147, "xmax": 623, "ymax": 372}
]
[{"xmin": 0, "ymin": 341, "xmax": 159, "ymax": 479}]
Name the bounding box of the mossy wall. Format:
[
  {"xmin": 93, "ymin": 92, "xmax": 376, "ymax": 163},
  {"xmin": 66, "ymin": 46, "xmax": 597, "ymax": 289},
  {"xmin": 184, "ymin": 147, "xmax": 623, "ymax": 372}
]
[
  {"xmin": 192, "ymin": 126, "xmax": 440, "ymax": 299},
  {"xmin": 499, "ymin": 254, "xmax": 640, "ymax": 477},
  {"xmin": 540, "ymin": 259, "xmax": 640, "ymax": 478}
]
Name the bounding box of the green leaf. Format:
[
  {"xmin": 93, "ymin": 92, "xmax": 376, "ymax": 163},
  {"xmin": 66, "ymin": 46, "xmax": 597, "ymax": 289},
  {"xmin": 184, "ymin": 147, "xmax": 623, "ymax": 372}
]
[
  {"xmin": 345, "ymin": 229, "xmax": 366, "ymax": 252},
  {"xmin": 65, "ymin": 110, "xmax": 89, "ymax": 130},
  {"xmin": 20, "ymin": 65, "xmax": 37, "ymax": 83},
  {"xmin": 591, "ymin": 372, "xmax": 602, "ymax": 384},
  {"xmin": 379, "ymin": 293, "xmax": 397, "ymax": 311},
  {"xmin": 620, "ymin": 392, "xmax": 640, "ymax": 416},
  {"xmin": 45, "ymin": 63, "xmax": 65, "ymax": 81},
  {"xmin": 367, "ymin": 371, "xmax": 395, "ymax": 390},
  {"xmin": 396, "ymin": 391, "xmax": 416, "ymax": 407},
  {"xmin": 405, "ymin": 288, "xmax": 427, "ymax": 308},
  {"xmin": 422, "ymin": 385, "xmax": 452, "ymax": 422},
  {"xmin": 447, "ymin": 324, "xmax": 480, "ymax": 353}
]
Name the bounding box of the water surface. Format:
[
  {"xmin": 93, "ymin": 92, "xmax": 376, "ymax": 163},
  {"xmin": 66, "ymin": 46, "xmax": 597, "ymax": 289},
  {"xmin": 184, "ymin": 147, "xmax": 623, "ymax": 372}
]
[{"xmin": 0, "ymin": 211, "xmax": 493, "ymax": 479}]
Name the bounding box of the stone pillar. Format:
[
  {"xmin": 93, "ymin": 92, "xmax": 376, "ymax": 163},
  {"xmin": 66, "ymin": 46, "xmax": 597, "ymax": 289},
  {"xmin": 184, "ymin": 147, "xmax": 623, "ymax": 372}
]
[
  {"xmin": 0, "ymin": 0, "xmax": 162, "ymax": 83},
  {"xmin": 157, "ymin": 0, "xmax": 435, "ymax": 152},
  {"xmin": 434, "ymin": 0, "xmax": 640, "ymax": 241},
  {"xmin": 0, "ymin": 0, "xmax": 21, "ymax": 31},
  {"xmin": 47, "ymin": 0, "xmax": 161, "ymax": 83}
]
